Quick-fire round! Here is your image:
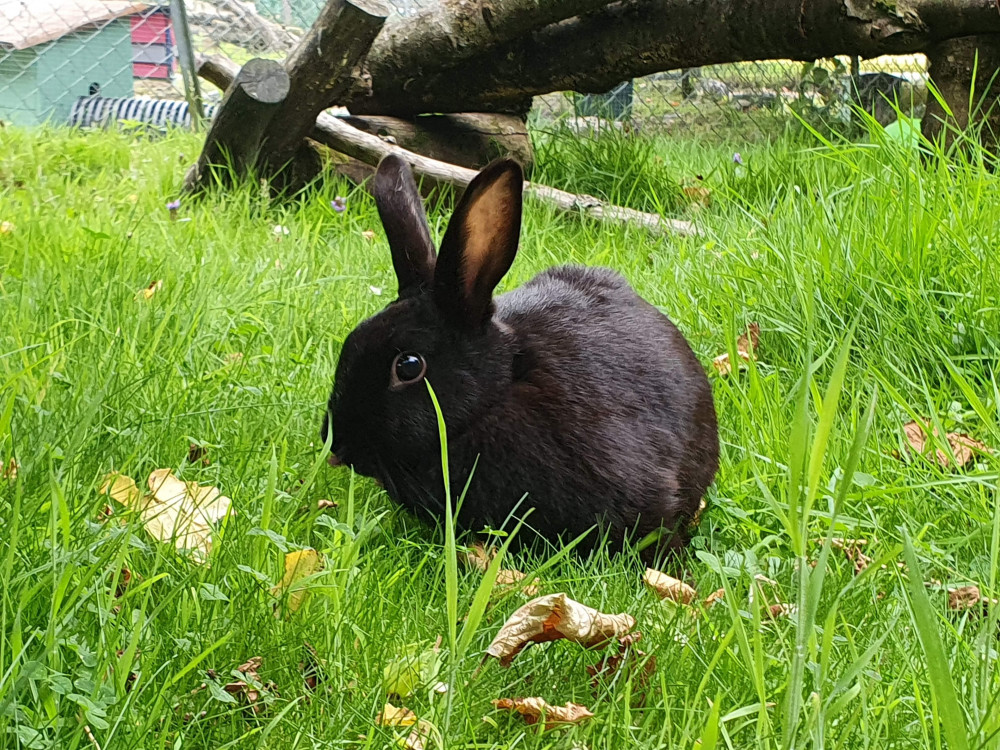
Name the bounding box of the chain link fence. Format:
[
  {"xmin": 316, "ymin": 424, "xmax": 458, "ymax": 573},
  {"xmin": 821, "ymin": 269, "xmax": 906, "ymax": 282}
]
[{"xmin": 1, "ymin": 0, "xmax": 929, "ymax": 141}]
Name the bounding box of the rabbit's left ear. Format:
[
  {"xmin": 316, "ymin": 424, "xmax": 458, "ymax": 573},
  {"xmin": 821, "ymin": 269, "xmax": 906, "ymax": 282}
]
[{"xmin": 434, "ymin": 158, "xmax": 523, "ymax": 326}]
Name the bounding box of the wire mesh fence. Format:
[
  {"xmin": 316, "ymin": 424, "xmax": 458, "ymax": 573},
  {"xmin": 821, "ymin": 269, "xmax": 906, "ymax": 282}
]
[{"xmin": 0, "ymin": 0, "xmax": 930, "ymax": 141}]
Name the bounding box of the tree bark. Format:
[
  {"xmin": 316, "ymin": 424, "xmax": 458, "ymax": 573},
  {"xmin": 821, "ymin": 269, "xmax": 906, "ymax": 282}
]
[
  {"xmin": 339, "ymin": 113, "xmax": 534, "ymax": 174},
  {"xmin": 347, "ymin": 0, "xmax": 1000, "ymax": 115},
  {"xmin": 197, "ymin": 55, "xmax": 697, "ymax": 237},
  {"xmin": 185, "ymin": 58, "xmax": 290, "ymax": 193},
  {"xmin": 367, "ymin": 0, "xmax": 613, "ymax": 94},
  {"xmin": 921, "ymin": 34, "xmax": 1000, "ymax": 153},
  {"xmin": 260, "ymin": 0, "xmax": 389, "ymax": 174}
]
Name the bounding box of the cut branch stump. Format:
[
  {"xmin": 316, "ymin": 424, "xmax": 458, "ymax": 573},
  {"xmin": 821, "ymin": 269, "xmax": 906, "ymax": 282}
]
[{"xmin": 184, "ymin": 57, "xmax": 290, "ymax": 193}]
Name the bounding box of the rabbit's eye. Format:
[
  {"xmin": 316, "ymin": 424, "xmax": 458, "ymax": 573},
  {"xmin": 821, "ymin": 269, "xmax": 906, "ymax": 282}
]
[{"xmin": 391, "ymin": 352, "xmax": 426, "ymax": 387}]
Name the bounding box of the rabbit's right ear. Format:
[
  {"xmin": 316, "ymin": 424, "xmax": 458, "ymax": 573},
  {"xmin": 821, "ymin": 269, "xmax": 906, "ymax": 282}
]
[{"xmin": 372, "ymin": 155, "xmax": 436, "ymax": 296}]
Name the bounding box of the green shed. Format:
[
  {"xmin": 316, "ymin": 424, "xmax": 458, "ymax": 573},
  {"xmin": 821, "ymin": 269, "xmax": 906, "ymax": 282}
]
[{"xmin": 0, "ymin": 0, "xmax": 150, "ymax": 126}]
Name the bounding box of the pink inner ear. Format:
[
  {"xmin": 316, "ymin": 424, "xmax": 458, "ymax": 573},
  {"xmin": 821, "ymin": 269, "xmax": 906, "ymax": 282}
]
[{"xmin": 459, "ymin": 192, "xmax": 513, "ymax": 297}]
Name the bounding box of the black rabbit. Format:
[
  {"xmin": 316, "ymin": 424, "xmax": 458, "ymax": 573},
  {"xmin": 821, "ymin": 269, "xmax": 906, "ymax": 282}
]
[{"xmin": 322, "ymin": 154, "xmax": 719, "ymax": 564}]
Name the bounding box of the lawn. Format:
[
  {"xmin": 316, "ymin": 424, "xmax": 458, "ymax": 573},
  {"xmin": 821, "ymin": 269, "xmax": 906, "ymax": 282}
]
[{"xmin": 1, "ymin": 122, "xmax": 999, "ymax": 749}]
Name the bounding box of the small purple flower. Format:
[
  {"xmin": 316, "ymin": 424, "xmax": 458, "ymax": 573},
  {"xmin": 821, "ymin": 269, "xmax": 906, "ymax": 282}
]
[
  {"xmin": 331, "ymin": 197, "xmax": 346, "ymax": 213},
  {"xmin": 166, "ymin": 199, "xmax": 181, "ymax": 211},
  {"xmin": 732, "ymin": 152, "xmax": 744, "ymax": 166}
]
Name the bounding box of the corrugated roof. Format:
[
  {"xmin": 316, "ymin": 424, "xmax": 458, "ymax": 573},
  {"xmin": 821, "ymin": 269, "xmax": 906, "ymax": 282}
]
[{"xmin": 0, "ymin": 0, "xmax": 151, "ymax": 50}]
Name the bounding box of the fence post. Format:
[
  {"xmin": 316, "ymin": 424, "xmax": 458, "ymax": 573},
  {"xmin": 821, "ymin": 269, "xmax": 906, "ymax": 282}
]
[{"xmin": 170, "ymin": 0, "xmax": 206, "ymax": 131}]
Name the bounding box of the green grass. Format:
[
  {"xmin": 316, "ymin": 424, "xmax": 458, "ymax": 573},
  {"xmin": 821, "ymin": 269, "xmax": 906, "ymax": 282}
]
[{"xmin": 1, "ymin": 121, "xmax": 999, "ymax": 749}]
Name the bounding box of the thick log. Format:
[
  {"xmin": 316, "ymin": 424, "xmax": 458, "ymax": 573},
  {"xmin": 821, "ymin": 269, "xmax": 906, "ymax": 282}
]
[
  {"xmin": 185, "ymin": 58, "xmax": 290, "ymax": 192},
  {"xmin": 199, "ymin": 55, "xmax": 534, "ymax": 176},
  {"xmin": 340, "ymin": 113, "xmax": 535, "ymax": 174},
  {"xmin": 922, "ymin": 34, "xmax": 1000, "ymax": 153},
  {"xmin": 347, "ymin": 0, "xmax": 1000, "ymax": 115},
  {"xmin": 368, "ymin": 0, "xmax": 612, "ymax": 93},
  {"xmin": 260, "ymin": 0, "xmax": 389, "ymax": 175},
  {"xmin": 198, "ymin": 56, "xmax": 697, "ymax": 237}
]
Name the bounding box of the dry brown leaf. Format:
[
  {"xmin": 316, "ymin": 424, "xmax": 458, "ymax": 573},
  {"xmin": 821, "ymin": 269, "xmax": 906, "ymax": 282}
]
[
  {"xmin": 828, "ymin": 538, "xmax": 872, "ymax": 574},
  {"xmin": 317, "ymin": 499, "xmax": 338, "ymax": 510},
  {"xmin": 586, "ymin": 631, "xmax": 656, "ymax": 690},
  {"xmin": 1, "ymin": 458, "xmax": 18, "ymax": 482},
  {"xmin": 643, "ymin": 568, "xmax": 697, "ymax": 605},
  {"xmin": 271, "ymin": 549, "xmax": 324, "ymax": 613},
  {"xmin": 704, "ymin": 588, "xmax": 726, "ymax": 607},
  {"xmin": 220, "ymin": 657, "xmax": 278, "ymax": 715},
  {"xmin": 767, "ymin": 603, "xmax": 795, "ymax": 619},
  {"xmin": 461, "ymin": 541, "xmax": 495, "ymax": 572},
  {"xmin": 947, "ymin": 585, "xmax": 998, "ymax": 611},
  {"xmin": 496, "ymin": 569, "xmax": 541, "ymax": 597},
  {"xmin": 299, "ymin": 642, "xmax": 325, "ymax": 692},
  {"xmin": 712, "ymin": 323, "xmax": 760, "ymax": 376},
  {"xmin": 902, "ymin": 419, "xmax": 992, "ymax": 469},
  {"xmin": 187, "ymin": 444, "xmax": 210, "ymax": 466},
  {"xmin": 361, "ymin": 230, "xmax": 376, "ymax": 242},
  {"xmin": 493, "ymin": 697, "xmax": 594, "ymax": 730},
  {"xmin": 403, "ymin": 721, "xmax": 433, "ymax": 750},
  {"xmin": 113, "ymin": 567, "xmax": 133, "ymax": 599},
  {"xmin": 485, "ymin": 593, "xmax": 635, "ymax": 667}
]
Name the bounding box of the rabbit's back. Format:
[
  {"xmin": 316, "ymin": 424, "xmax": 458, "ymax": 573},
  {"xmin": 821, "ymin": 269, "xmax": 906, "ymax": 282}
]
[{"xmin": 456, "ymin": 265, "xmax": 718, "ymax": 555}]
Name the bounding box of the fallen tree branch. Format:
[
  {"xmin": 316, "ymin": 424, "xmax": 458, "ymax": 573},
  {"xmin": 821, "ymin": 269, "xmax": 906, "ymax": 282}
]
[
  {"xmin": 197, "ymin": 55, "xmax": 698, "ymax": 237},
  {"xmin": 185, "ymin": 58, "xmax": 290, "ymax": 192},
  {"xmin": 347, "ymin": 0, "xmax": 1000, "ymax": 114},
  {"xmin": 259, "ymin": 0, "xmax": 389, "ymax": 173}
]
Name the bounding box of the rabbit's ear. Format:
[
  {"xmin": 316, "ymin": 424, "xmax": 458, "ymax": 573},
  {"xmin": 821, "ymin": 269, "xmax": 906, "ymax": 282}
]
[
  {"xmin": 434, "ymin": 158, "xmax": 523, "ymax": 325},
  {"xmin": 373, "ymin": 155, "xmax": 436, "ymax": 296}
]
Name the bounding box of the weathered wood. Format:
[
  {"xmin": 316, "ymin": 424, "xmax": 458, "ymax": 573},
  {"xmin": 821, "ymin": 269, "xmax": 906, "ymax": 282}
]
[
  {"xmin": 185, "ymin": 58, "xmax": 290, "ymax": 192},
  {"xmin": 922, "ymin": 34, "xmax": 1000, "ymax": 154},
  {"xmin": 340, "ymin": 113, "xmax": 534, "ymax": 174},
  {"xmin": 259, "ymin": 0, "xmax": 389, "ymax": 175},
  {"xmin": 347, "ymin": 0, "xmax": 1000, "ymax": 115},
  {"xmin": 366, "ymin": 0, "xmax": 612, "ymax": 97},
  {"xmin": 198, "ymin": 55, "xmax": 697, "ymax": 237}
]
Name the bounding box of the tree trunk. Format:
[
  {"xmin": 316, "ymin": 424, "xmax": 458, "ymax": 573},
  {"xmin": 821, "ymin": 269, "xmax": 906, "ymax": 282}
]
[
  {"xmin": 367, "ymin": 0, "xmax": 613, "ymax": 95},
  {"xmin": 339, "ymin": 113, "xmax": 535, "ymax": 174},
  {"xmin": 921, "ymin": 34, "xmax": 1000, "ymax": 154},
  {"xmin": 184, "ymin": 58, "xmax": 290, "ymax": 193},
  {"xmin": 347, "ymin": 0, "xmax": 1000, "ymax": 115},
  {"xmin": 196, "ymin": 55, "xmax": 697, "ymax": 237},
  {"xmin": 259, "ymin": 0, "xmax": 389, "ymax": 175}
]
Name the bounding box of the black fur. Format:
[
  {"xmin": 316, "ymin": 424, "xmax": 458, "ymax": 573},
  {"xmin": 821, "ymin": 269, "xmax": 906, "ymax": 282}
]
[{"xmin": 322, "ymin": 155, "xmax": 719, "ymax": 564}]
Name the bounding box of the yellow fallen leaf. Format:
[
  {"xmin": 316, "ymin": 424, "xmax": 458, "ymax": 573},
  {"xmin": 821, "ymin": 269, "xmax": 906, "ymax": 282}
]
[
  {"xmin": 643, "ymin": 568, "xmax": 697, "ymax": 604},
  {"xmin": 271, "ymin": 549, "xmax": 324, "ymax": 613},
  {"xmin": 492, "ymin": 697, "xmax": 594, "ymax": 729},
  {"xmin": 361, "ymin": 230, "xmax": 376, "ymax": 241},
  {"xmin": 376, "ymin": 703, "xmax": 417, "ymax": 727},
  {"xmin": 703, "ymin": 588, "xmax": 725, "ymax": 607},
  {"xmin": 102, "ymin": 469, "xmax": 232, "ymax": 563},
  {"xmin": 1, "ymin": 458, "xmax": 18, "ymax": 482},
  {"xmin": 137, "ymin": 280, "xmax": 163, "ymax": 300},
  {"xmin": 682, "ymin": 185, "xmax": 712, "ymax": 207},
  {"xmin": 0, "ymin": 221, "xmax": 15, "ymax": 234},
  {"xmin": 496, "ymin": 569, "xmax": 540, "ymax": 597},
  {"xmin": 485, "ymin": 593, "xmax": 635, "ymax": 667},
  {"xmin": 712, "ymin": 322, "xmax": 760, "ymax": 375},
  {"xmin": 902, "ymin": 418, "xmax": 992, "ymax": 469},
  {"xmin": 100, "ymin": 472, "xmax": 141, "ymax": 505}
]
